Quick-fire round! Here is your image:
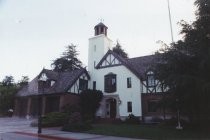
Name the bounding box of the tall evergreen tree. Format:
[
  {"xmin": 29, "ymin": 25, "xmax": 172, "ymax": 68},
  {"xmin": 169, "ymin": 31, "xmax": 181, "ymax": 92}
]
[
  {"xmin": 112, "ymin": 41, "xmax": 128, "ymax": 58},
  {"xmin": 52, "ymin": 44, "xmax": 82, "ymax": 72},
  {"xmin": 155, "ymin": 0, "xmax": 210, "ymax": 125}
]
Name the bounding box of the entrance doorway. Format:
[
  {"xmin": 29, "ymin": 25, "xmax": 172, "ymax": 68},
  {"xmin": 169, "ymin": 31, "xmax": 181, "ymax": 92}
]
[{"xmin": 106, "ymin": 98, "xmax": 116, "ymax": 118}]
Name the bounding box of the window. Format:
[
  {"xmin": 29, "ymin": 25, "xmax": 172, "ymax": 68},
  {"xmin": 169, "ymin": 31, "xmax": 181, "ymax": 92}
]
[
  {"xmin": 127, "ymin": 102, "xmax": 132, "ymax": 112},
  {"xmin": 147, "ymin": 71, "xmax": 155, "ymax": 87},
  {"xmin": 79, "ymin": 79, "xmax": 88, "ymax": 90},
  {"xmin": 148, "ymin": 100, "xmax": 158, "ymax": 112},
  {"xmin": 104, "ymin": 73, "xmax": 116, "ymax": 93},
  {"xmin": 127, "ymin": 77, "xmax": 131, "ymax": 88},
  {"xmin": 93, "ymin": 81, "xmax": 96, "ymax": 90},
  {"xmin": 50, "ymin": 80, "xmax": 55, "ymax": 86},
  {"xmin": 94, "ymin": 61, "xmax": 96, "ymax": 68}
]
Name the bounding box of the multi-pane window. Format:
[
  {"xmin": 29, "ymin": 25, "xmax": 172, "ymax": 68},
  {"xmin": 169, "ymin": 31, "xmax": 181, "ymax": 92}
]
[
  {"xmin": 104, "ymin": 73, "xmax": 116, "ymax": 93},
  {"xmin": 79, "ymin": 79, "xmax": 88, "ymax": 90},
  {"xmin": 127, "ymin": 102, "xmax": 132, "ymax": 112},
  {"xmin": 147, "ymin": 71, "xmax": 155, "ymax": 87},
  {"xmin": 127, "ymin": 77, "xmax": 132, "ymax": 88}
]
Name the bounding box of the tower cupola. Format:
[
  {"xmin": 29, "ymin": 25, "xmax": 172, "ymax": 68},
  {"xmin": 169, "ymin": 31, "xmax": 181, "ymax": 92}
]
[{"xmin": 94, "ymin": 22, "xmax": 108, "ymax": 36}]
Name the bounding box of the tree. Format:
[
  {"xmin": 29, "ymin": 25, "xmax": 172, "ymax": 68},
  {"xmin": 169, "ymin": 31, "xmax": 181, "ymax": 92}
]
[
  {"xmin": 0, "ymin": 76, "xmax": 18, "ymax": 115},
  {"xmin": 112, "ymin": 41, "xmax": 128, "ymax": 58},
  {"xmin": 51, "ymin": 44, "xmax": 83, "ymax": 72},
  {"xmin": 2, "ymin": 76, "xmax": 14, "ymax": 86},
  {"xmin": 154, "ymin": 0, "xmax": 210, "ymax": 125},
  {"xmin": 18, "ymin": 76, "xmax": 29, "ymax": 87},
  {"xmin": 79, "ymin": 89, "xmax": 103, "ymax": 122}
]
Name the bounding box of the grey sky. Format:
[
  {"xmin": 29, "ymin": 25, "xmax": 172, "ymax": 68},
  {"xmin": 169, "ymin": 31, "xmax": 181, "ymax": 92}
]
[{"xmin": 0, "ymin": 0, "xmax": 195, "ymax": 81}]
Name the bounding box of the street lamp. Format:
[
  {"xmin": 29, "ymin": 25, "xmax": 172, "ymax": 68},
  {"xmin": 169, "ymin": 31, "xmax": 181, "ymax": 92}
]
[
  {"xmin": 176, "ymin": 98, "xmax": 183, "ymax": 130},
  {"xmin": 38, "ymin": 74, "xmax": 48, "ymax": 134}
]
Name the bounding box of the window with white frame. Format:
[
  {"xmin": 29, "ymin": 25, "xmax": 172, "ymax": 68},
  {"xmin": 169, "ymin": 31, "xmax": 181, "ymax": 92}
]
[
  {"xmin": 104, "ymin": 73, "xmax": 116, "ymax": 93},
  {"xmin": 147, "ymin": 71, "xmax": 155, "ymax": 87}
]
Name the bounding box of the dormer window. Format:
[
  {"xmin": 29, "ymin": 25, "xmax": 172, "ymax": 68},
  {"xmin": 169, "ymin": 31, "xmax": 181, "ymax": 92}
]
[
  {"xmin": 39, "ymin": 73, "xmax": 48, "ymax": 81},
  {"xmin": 146, "ymin": 71, "xmax": 155, "ymax": 87},
  {"xmin": 104, "ymin": 73, "xmax": 116, "ymax": 93},
  {"xmin": 50, "ymin": 80, "xmax": 55, "ymax": 86}
]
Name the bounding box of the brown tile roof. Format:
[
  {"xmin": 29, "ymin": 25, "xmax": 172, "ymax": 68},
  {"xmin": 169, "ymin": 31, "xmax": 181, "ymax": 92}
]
[{"xmin": 17, "ymin": 68, "xmax": 89, "ymax": 97}]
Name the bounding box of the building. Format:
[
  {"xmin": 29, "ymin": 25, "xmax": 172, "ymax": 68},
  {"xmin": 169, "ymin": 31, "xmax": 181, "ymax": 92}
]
[
  {"xmin": 14, "ymin": 68, "xmax": 89, "ymax": 117},
  {"xmin": 15, "ymin": 22, "xmax": 170, "ymax": 121},
  {"xmin": 88, "ymin": 23, "xmax": 168, "ymax": 121}
]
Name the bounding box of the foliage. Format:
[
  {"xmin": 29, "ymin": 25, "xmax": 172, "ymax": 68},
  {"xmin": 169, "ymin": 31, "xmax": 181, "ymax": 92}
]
[
  {"xmin": 124, "ymin": 114, "xmax": 140, "ymax": 124},
  {"xmin": 112, "ymin": 41, "xmax": 128, "ymax": 58},
  {"xmin": 154, "ymin": 0, "xmax": 210, "ymax": 125},
  {"xmin": 86, "ymin": 123, "xmax": 210, "ymax": 139},
  {"xmin": 41, "ymin": 112, "xmax": 69, "ymax": 127},
  {"xmin": 80, "ymin": 89, "xmax": 103, "ymax": 122},
  {"xmin": 62, "ymin": 122, "xmax": 92, "ymax": 132},
  {"xmin": 0, "ymin": 76, "xmax": 18, "ymax": 115},
  {"xmin": 17, "ymin": 76, "xmax": 29, "ymax": 87},
  {"xmin": 51, "ymin": 44, "xmax": 83, "ymax": 72},
  {"xmin": 62, "ymin": 112, "xmax": 92, "ymax": 132},
  {"xmin": 2, "ymin": 76, "xmax": 14, "ymax": 86}
]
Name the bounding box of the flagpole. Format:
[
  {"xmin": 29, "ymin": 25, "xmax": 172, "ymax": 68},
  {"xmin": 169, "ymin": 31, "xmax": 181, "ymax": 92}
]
[{"xmin": 167, "ymin": 0, "xmax": 174, "ymax": 42}]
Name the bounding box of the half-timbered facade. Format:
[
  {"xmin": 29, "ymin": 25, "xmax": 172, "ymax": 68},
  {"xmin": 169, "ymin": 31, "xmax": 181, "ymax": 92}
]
[
  {"xmin": 15, "ymin": 22, "xmax": 170, "ymax": 121},
  {"xmin": 88, "ymin": 22, "xmax": 168, "ymax": 121}
]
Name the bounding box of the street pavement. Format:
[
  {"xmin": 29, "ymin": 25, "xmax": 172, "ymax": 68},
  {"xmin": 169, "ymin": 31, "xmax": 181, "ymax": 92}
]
[
  {"xmin": 0, "ymin": 117, "xmax": 143, "ymax": 140},
  {"xmin": 0, "ymin": 117, "xmax": 37, "ymax": 134}
]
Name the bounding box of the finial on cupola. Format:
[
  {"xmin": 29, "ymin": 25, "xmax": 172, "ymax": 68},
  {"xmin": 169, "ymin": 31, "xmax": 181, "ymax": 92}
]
[{"xmin": 94, "ymin": 21, "xmax": 108, "ymax": 36}]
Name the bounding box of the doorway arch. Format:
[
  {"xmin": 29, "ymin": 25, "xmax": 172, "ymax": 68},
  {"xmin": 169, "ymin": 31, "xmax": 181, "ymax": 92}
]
[{"xmin": 106, "ymin": 98, "xmax": 117, "ymax": 118}]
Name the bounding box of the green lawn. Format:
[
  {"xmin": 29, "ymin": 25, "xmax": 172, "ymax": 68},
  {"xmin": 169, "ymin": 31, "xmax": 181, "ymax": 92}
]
[{"xmin": 85, "ymin": 123, "xmax": 210, "ymax": 140}]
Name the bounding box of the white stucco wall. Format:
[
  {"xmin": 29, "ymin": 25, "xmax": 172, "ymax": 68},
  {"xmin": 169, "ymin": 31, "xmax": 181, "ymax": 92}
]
[
  {"xmin": 88, "ymin": 34, "xmax": 112, "ymax": 73},
  {"xmin": 91, "ymin": 65, "xmax": 142, "ymax": 117}
]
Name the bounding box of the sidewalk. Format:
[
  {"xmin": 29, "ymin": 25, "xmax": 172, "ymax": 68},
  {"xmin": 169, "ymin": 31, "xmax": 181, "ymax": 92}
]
[{"xmin": 16, "ymin": 128, "xmax": 143, "ymax": 140}]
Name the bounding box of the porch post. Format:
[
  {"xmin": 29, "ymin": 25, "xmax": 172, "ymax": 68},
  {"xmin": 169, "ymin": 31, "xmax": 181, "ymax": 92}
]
[
  {"xmin": 41, "ymin": 97, "xmax": 46, "ymax": 115},
  {"xmin": 26, "ymin": 97, "xmax": 31, "ymax": 116},
  {"xmin": 116, "ymin": 97, "xmax": 120, "ymax": 118}
]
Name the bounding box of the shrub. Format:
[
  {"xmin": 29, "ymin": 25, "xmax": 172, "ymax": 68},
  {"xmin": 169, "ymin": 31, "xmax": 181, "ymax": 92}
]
[
  {"xmin": 80, "ymin": 89, "xmax": 103, "ymax": 122},
  {"xmin": 62, "ymin": 122, "xmax": 92, "ymax": 132},
  {"xmin": 41, "ymin": 112, "xmax": 69, "ymax": 127},
  {"xmin": 62, "ymin": 112, "xmax": 92, "ymax": 132},
  {"xmin": 124, "ymin": 114, "xmax": 140, "ymax": 124}
]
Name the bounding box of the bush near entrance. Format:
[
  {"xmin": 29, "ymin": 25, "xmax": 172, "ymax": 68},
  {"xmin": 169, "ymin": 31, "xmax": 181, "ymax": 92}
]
[
  {"xmin": 79, "ymin": 89, "xmax": 103, "ymax": 122},
  {"xmin": 62, "ymin": 89, "xmax": 103, "ymax": 132}
]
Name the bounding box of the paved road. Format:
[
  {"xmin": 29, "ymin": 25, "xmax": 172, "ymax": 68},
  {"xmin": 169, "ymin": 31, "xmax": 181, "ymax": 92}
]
[
  {"xmin": 0, "ymin": 117, "xmax": 36, "ymax": 134},
  {"xmin": 0, "ymin": 117, "xmax": 143, "ymax": 140},
  {"xmin": 0, "ymin": 132, "xmax": 46, "ymax": 140}
]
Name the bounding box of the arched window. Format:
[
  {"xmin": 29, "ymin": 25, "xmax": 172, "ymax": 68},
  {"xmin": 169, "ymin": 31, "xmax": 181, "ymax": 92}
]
[
  {"xmin": 146, "ymin": 71, "xmax": 155, "ymax": 87},
  {"xmin": 104, "ymin": 73, "xmax": 117, "ymax": 93}
]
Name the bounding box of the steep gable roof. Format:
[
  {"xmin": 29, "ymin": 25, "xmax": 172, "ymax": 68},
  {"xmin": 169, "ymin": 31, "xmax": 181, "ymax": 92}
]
[
  {"xmin": 96, "ymin": 50, "xmax": 157, "ymax": 80},
  {"xmin": 95, "ymin": 50, "xmax": 126, "ymax": 69},
  {"xmin": 126, "ymin": 55, "xmax": 157, "ymax": 80},
  {"xmin": 17, "ymin": 68, "xmax": 89, "ymax": 97}
]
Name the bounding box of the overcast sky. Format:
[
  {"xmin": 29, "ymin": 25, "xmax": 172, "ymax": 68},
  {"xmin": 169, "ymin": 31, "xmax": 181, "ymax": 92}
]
[{"xmin": 0, "ymin": 0, "xmax": 196, "ymax": 82}]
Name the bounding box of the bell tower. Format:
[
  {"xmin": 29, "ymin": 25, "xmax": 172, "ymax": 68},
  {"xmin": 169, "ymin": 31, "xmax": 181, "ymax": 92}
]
[
  {"xmin": 88, "ymin": 22, "xmax": 113, "ymax": 75},
  {"xmin": 94, "ymin": 22, "xmax": 108, "ymax": 36}
]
